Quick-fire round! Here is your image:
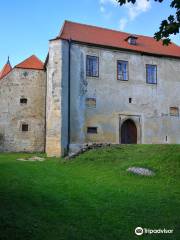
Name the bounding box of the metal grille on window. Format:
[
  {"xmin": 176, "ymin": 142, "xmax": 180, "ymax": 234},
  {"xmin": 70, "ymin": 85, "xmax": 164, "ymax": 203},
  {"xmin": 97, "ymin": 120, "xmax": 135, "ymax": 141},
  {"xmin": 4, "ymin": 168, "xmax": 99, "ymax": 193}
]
[
  {"xmin": 22, "ymin": 124, "xmax": 28, "ymax": 132},
  {"xmin": 117, "ymin": 61, "xmax": 128, "ymax": 81},
  {"xmin": 146, "ymin": 65, "xmax": 157, "ymax": 84},
  {"xmin": 86, "ymin": 56, "xmax": 99, "ymax": 77}
]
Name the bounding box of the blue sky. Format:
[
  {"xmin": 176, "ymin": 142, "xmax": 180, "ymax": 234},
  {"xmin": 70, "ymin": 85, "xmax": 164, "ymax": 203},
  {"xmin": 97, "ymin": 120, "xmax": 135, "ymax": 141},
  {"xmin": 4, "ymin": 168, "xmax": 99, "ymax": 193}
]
[{"xmin": 0, "ymin": 0, "xmax": 179, "ymax": 68}]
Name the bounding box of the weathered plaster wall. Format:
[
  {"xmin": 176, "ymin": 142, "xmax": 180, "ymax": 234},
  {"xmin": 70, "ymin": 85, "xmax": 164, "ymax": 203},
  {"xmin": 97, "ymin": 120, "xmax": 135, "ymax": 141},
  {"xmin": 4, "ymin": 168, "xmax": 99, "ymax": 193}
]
[
  {"xmin": 0, "ymin": 68, "xmax": 46, "ymax": 152},
  {"xmin": 46, "ymin": 40, "xmax": 69, "ymax": 156},
  {"xmin": 69, "ymin": 43, "xmax": 180, "ymax": 150}
]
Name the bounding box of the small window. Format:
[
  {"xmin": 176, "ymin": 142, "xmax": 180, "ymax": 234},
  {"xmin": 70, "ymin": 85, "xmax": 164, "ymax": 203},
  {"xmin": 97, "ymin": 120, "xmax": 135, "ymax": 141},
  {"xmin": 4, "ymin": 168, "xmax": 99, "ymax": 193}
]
[
  {"xmin": 129, "ymin": 38, "xmax": 136, "ymax": 45},
  {"xmin": 126, "ymin": 35, "xmax": 138, "ymax": 45},
  {"xmin": 22, "ymin": 124, "xmax": 28, "ymax": 132},
  {"xmin": 20, "ymin": 98, "xmax": 27, "ymax": 104},
  {"xmin": 87, "ymin": 127, "xmax": 97, "ymax": 134},
  {"xmin": 86, "ymin": 56, "xmax": 99, "ymax": 77},
  {"xmin": 128, "ymin": 37, "xmax": 137, "ymax": 45},
  {"xmin": 146, "ymin": 65, "xmax": 157, "ymax": 84},
  {"xmin": 86, "ymin": 98, "xmax": 96, "ymax": 108},
  {"xmin": 23, "ymin": 71, "xmax": 28, "ymax": 77},
  {"xmin": 170, "ymin": 107, "xmax": 179, "ymax": 116},
  {"xmin": 129, "ymin": 98, "xmax": 132, "ymax": 103},
  {"xmin": 117, "ymin": 61, "xmax": 128, "ymax": 81}
]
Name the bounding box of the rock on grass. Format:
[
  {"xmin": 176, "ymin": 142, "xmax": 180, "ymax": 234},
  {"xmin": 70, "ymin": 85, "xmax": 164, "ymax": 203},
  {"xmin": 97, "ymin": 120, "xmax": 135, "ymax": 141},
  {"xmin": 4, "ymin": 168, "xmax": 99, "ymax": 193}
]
[{"xmin": 127, "ymin": 167, "xmax": 155, "ymax": 176}]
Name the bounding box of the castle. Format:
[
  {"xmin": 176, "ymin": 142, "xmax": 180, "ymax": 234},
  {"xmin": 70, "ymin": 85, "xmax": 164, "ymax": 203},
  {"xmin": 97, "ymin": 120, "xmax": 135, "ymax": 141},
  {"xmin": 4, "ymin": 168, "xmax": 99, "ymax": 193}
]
[{"xmin": 0, "ymin": 21, "xmax": 180, "ymax": 156}]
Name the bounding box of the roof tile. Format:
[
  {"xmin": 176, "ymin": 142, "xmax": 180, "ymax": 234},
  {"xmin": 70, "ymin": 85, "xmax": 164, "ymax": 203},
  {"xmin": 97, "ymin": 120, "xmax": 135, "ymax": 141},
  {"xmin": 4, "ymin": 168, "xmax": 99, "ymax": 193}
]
[
  {"xmin": 0, "ymin": 61, "xmax": 12, "ymax": 80},
  {"xmin": 58, "ymin": 21, "xmax": 180, "ymax": 59},
  {"xmin": 15, "ymin": 55, "xmax": 44, "ymax": 70}
]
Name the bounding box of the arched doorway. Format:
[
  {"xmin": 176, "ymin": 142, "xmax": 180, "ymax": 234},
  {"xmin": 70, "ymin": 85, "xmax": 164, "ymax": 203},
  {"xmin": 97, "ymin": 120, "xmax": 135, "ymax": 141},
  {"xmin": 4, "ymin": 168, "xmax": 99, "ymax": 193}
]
[{"xmin": 121, "ymin": 119, "xmax": 137, "ymax": 144}]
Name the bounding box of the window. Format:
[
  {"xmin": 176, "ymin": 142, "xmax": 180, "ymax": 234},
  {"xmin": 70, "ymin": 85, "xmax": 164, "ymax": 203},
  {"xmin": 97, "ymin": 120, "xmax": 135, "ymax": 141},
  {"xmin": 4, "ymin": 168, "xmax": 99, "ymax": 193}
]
[
  {"xmin": 20, "ymin": 98, "xmax": 27, "ymax": 104},
  {"xmin": 23, "ymin": 71, "xmax": 28, "ymax": 77},
  {"xmin": 86, "ymin": 98, "xmax": 96, "ymax": 108},
  {"xmin": 22, "ymin": 124, "xmax": 28, "ymax": 132},
  {"xmin": 146, "ymin": 65, "xmax": 157, "ymax": 84},
  {"xmin": 170, "ymin": 107, "xmax": 179, "ymax": 116},
  {"xmin": 86, "ymin": 56, "xmax": 99, "ymax": 77},
  {"xmin": 128, "ymin": 37, "xmax": 137, "ymax": 45},
  {"xmin": 87, "ymin": 127, "xmax": 97, "ymax": 134},
  {"xmin": 117, "ymin": 61, "xmax": 128, "ymax": 81},
  {"xmin": 129, "ymin": 98, "xmax": 132, "ymax": 103}
]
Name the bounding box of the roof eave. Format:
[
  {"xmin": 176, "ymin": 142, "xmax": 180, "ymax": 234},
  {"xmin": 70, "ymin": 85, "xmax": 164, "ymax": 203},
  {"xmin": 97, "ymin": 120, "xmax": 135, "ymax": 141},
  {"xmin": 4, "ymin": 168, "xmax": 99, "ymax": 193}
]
[{"xmin": 59, "ymin": 37, "xmax": 180, "ymax": 60}]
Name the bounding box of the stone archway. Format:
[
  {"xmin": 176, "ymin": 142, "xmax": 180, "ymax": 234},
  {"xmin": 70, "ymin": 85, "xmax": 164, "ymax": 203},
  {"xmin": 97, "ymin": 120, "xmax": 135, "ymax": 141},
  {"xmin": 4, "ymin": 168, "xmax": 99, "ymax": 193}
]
[{"xmin": 121, "ymin": 119, "xmax": 137, "ymax": 144}]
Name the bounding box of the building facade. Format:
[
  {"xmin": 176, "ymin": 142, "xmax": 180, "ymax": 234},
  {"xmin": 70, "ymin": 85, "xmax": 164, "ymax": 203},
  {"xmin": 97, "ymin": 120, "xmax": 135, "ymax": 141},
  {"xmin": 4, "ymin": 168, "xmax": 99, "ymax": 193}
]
[
  {"xmin": 1, "ymin": 21, "xmax": 180, "ymax": 156},
  {"xmin": 0, "ymin": 55, "xmax": 46, "ymax": 152}
]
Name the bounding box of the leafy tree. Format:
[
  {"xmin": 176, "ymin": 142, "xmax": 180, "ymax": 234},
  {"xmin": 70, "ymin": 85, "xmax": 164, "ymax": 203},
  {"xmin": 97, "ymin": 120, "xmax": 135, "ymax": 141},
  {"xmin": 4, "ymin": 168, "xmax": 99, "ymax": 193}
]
[{"xmin": 116, "ymin": 0, "xmax": 180, "ymax": 45}]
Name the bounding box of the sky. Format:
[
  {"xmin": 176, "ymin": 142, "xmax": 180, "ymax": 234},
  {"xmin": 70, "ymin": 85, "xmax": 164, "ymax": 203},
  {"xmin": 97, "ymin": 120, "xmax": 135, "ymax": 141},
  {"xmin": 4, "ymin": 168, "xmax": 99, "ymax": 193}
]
[{"xmin": 0, "ymin": 0, "xmax": 179, "ymax": 68}]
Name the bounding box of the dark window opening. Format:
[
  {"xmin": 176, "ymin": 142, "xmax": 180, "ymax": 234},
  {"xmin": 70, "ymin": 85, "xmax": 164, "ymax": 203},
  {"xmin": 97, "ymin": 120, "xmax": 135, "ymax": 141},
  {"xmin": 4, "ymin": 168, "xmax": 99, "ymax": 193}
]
[
  {"xmin": 129, "ymin": 98, "xmax": 132, "ymax": 103},
  {"xmin": 117, "ymin": 60, "xmax": 128, "ymax": 81},
  {"xmin": 22, "ymin": 124, "xmax": 28, "ymax": 132},
  {"xmin": 87, "ymin": 127, "xmax": 97, "ymax": 134},
  {"xmin": 146, "ymin": 64, "xmax": 157, "ymax": 84},
  {"xmin": 86, "ymin": 56, "xmax": 99, "ymax": 77},
  {"xmin": 20, "ymin": 98, "xmax": 27, "ymax": 104}
]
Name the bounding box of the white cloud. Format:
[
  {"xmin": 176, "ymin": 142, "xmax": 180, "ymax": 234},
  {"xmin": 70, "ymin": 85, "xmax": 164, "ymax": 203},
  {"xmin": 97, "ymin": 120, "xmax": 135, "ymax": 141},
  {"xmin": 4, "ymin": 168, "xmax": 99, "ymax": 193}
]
[
  {"xmin": 100, "ymin": 0, "xmax": 117, "ymax": 5},
  {"xmin": 119, "ymin": 18, "xmax": 128, "ymax": 31},
  {"xmin": 126, "ymin": 0, "xmax": 151, "ymax": 21},
  {"xmin": 100, "ymin": 0, "xmax": 151, "ymax": 31}
]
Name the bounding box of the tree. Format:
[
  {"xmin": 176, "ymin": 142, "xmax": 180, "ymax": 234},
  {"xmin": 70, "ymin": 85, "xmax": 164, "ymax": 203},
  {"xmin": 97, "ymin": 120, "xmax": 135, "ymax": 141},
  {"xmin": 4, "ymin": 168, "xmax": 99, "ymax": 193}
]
[{"xmin": 116, "ymin": 0, "xmax": 180, "ymax": 45}]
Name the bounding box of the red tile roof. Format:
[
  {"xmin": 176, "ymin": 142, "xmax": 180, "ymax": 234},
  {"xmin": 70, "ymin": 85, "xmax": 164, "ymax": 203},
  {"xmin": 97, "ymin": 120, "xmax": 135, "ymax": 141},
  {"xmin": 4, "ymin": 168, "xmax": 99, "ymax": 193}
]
[
  {"xmin": 0, "ymin": 60, "xmax": 12, "ymax": 80},
  {"xmin": 58, "ymin": 21, "xmax": 180, "ymax": 59},
  {"xmin": 15, "ymin": 55, "xmax": 44, "ymax": 70}
]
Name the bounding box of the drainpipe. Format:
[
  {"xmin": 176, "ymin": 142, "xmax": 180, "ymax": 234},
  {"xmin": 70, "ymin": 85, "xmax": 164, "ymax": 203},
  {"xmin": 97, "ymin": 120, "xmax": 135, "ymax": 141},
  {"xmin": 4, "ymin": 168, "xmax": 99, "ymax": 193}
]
[{"xmin": 67, "ymin": 39, "xmax": 72, "ymax": 154}]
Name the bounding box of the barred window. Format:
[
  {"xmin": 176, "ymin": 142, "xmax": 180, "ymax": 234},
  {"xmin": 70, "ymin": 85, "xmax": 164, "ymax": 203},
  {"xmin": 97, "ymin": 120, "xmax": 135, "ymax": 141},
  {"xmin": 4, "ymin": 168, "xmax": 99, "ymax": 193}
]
[
  {"xmin": 146, "ymin": 65, "xmax": 157, "ymax": 84},
  {"xmin": 86, "ymin": 56, "xmax": 99, "ymax": 77},
  {"xmin": 22, "ymin": 124, "xmax": 28, "ymax": 132},
  {"xmin": 117, "ymin": 61, "xmax": 128, "ymax": 81}
]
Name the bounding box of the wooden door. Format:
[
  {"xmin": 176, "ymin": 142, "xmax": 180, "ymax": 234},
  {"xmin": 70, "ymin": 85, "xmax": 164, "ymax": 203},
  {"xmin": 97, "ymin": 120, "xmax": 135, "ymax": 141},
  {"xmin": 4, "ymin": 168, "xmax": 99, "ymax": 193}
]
[{"xmin": 121, "ymin": 119, "xmax": 137, "ymax": 144}]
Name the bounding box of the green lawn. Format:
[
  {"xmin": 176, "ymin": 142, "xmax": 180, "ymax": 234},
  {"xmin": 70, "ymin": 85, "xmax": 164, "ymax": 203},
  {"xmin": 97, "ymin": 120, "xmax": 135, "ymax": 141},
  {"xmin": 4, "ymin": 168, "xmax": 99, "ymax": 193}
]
[{"xmin": 0, "ymin": 145, "xmax": 179, "ymax": 240}]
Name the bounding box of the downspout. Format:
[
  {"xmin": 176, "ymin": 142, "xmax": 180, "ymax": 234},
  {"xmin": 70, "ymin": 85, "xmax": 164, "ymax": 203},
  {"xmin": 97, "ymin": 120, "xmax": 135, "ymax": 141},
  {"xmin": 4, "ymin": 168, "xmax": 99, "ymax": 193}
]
[
  {"xmin": 44, "ymin": 68, "xmax": 47, "ymax": 153},
  {"xmin": 67, "ymin": 39, "xmax": 72, "ymax": 154}
]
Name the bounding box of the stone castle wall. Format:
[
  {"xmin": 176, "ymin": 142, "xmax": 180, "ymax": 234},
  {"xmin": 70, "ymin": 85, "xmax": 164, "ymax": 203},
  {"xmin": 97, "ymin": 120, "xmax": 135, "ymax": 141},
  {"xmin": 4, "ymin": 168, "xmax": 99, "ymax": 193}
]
[
  {"xmin": 0, "ymin": 68, "xmax": 46, "ymax": 152},
  {"xmin": 45, "ymin": 39, "xmax": 180, "ymax": 156}
]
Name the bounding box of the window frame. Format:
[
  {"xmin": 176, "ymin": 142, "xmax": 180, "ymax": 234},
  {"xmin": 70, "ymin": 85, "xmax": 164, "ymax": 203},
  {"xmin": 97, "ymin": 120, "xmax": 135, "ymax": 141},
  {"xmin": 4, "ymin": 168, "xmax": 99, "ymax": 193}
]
[
  {"xmin": 86, "ymin": 55, "xmax": 99, "ymax": 78},
  {"xmin": 117, "ymin": 60, "xmax": 129, "ymax": 81},
  {"xmin": 146, "ymin": 64, "xmax": 157, "ymax": 84}
]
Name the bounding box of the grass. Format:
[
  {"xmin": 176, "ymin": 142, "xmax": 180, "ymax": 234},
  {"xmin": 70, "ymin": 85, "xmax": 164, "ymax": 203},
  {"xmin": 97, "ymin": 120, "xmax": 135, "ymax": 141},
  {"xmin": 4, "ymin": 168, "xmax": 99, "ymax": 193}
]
[{"xmin": 0, "ymin": 145, "xmax": 179, "ymax": 240}]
